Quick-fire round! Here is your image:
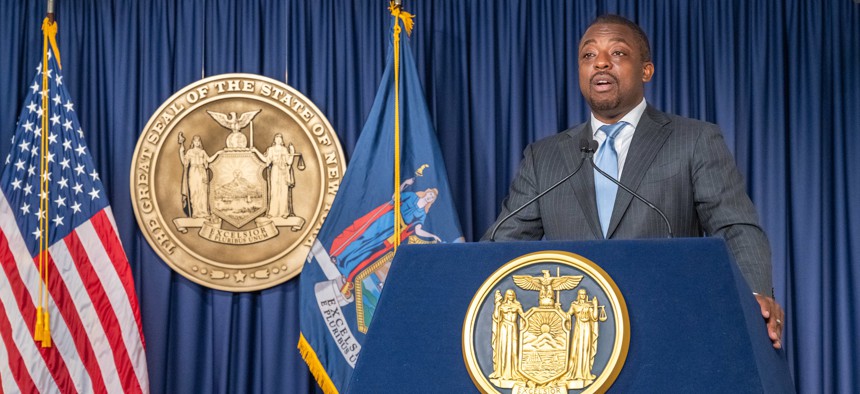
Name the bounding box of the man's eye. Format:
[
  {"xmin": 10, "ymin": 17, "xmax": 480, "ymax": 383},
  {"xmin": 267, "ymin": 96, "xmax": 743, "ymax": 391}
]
[
  {"xmin": 581, "ymin": 53, "xmax": 595, "ymax": 59},
  {"xmin": 612, "ymin": 51, "xmax": 626, "ymax": 56}
]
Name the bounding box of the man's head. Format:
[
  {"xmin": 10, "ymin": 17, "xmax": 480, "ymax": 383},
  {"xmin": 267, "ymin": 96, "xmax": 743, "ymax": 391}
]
[{"xmin": 578, "ymin": 15, "xmax": 654, "ymax": 123}]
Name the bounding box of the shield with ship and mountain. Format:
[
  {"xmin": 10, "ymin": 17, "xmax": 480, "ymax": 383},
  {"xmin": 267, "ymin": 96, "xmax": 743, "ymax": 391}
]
[
  {"xmin": 519, "ymin": 306, "xmax": 571, "ymax": 384},
  {"xmin": 209, "ymin": 151, "xmax": 268, "ymax": 228}
]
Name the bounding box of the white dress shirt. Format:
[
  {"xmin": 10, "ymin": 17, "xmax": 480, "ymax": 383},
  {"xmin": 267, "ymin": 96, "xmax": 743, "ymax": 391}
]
[{"xmin": 590, "ymin": 98, "xmax": 647, "ymax": 179}]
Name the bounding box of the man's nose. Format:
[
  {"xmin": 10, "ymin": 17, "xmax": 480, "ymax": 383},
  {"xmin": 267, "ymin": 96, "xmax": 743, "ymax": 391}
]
[{"xmin": 594, "ymin": 51, "xmax": 611, "ymax": 69}]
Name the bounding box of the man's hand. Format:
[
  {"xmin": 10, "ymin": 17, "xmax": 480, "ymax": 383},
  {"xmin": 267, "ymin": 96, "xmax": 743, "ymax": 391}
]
[{"xmin": 755, "ymin": 294, "xmax": 784, "ymax": 349}]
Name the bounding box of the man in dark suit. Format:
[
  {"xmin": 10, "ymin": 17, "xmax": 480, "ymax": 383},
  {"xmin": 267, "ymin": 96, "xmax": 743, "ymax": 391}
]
[{"xmin": 484, "ymin": 15, "xmax": 785, "ymax": 348}]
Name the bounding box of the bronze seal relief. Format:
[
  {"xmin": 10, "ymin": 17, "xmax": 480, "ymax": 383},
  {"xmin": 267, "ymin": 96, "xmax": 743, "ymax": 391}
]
[{"xmin": 130, "ymin": 74, "xmax": 346, "ymax": 291}]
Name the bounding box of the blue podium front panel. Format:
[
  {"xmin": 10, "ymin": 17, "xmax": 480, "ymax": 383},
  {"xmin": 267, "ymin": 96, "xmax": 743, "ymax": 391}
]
[{"xmin": 348, "ymin": 239, "xmax": 793, "ymax": 393}]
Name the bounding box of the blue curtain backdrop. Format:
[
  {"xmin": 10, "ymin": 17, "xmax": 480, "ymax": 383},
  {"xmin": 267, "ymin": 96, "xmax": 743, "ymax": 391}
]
[{"xmin": 1, "ymin": 0, "xmax": 858, "ymax": 393}]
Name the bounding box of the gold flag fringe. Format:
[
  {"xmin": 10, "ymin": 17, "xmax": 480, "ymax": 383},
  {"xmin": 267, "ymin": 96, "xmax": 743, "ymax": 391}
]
[{"xmin": 298, "ymin": 333, "xmax": 340, "ymax": 394}]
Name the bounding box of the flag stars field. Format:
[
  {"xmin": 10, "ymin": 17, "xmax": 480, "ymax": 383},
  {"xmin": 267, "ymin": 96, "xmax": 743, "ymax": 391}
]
[
  {"xmin": 5, "ymin": 54, "xmax": 108, "ymax": 245},
  {"xmin": 8, "ymin": 71, "xmax": 103, "ymax": 241}
]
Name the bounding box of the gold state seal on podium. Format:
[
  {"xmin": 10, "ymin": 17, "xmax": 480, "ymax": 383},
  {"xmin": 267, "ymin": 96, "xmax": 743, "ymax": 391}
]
[{"xmin": 463, "ymin": 251, "xmax": 630, "ymax": 394}]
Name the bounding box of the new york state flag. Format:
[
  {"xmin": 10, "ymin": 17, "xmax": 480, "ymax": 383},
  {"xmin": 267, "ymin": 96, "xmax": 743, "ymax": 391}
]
[{"xmin": 297, "ymin": 9, "xmax": 463, "ymax": 393}]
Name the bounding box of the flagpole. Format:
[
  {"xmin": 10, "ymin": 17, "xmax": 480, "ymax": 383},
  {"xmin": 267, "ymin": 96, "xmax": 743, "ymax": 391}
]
[
  {"xmin": 390, "ymin": 0, "xmax": 413, "ymax": 252},
  {"xmin": 47, "ymin": 0, "xmax": 55, "ymax": 22},
  {"xmin": 36, "ymin": 0, "xmax": 59, "ymax": 348},
  {"xmin": 391, "ymin": 0, "xmax": 403, "ymax": 251}
]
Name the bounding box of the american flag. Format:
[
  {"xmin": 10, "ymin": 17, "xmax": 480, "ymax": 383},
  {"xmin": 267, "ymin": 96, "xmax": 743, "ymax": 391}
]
[{"xmin": 0, "ymin": 45, "xmax": 149, "ymax": 392}]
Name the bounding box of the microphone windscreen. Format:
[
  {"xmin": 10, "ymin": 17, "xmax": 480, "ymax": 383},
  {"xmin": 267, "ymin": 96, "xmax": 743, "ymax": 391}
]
[{"xmin": 579, "ymin": 138, "xmax": 590, "ymax": 151}]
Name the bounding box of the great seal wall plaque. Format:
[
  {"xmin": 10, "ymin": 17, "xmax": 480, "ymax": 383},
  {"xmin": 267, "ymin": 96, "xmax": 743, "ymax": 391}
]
[{"xmin": 131, "ymin": 74, "xmax": 346, "ymax": 291}]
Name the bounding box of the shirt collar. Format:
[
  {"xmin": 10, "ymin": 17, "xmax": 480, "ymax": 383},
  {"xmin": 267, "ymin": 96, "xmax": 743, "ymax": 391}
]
[{"xmin": 591, "ymin": 98, "xmax": 648, "ymax": 137}]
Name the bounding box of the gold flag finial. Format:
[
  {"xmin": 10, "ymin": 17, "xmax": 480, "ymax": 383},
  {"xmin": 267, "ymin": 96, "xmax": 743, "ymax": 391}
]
[{"xmin": 389, "ymin": 1, "xmax": 414, "ymax": 35}]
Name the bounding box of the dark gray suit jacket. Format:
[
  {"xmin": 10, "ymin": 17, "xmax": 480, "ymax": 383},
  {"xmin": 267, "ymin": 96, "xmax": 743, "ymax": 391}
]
[{"xmin": 483, "ymin": 105, "xmax": 772, "ymax": 294}]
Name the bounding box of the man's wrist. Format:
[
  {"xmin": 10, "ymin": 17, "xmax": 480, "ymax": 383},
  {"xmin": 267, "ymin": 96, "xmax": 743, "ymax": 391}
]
[{"xmin": 752, "ymin": 288, "xmax": 776, "ymax": 298}]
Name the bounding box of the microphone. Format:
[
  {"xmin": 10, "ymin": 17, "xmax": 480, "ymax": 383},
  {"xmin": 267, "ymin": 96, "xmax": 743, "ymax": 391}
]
[
  {"xmin": 489, "ymin": 138, "xmax": 596, "ymax": 241},
  {"xmin": 590, "ymin": 142, "xmax": 674, "ymax": 238}
]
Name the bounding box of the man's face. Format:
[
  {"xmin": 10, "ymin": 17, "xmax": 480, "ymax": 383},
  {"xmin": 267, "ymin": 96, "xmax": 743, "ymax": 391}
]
[{"xmin": 578, "ymin": 23, "xmax": 654, "ymax": 123}]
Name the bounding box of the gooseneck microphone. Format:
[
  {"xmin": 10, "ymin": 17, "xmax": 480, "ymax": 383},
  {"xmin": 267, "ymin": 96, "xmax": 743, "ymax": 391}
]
[
  {"xmin": 489, "ymin": 138, "xmax": 596, "ymax": 242},
  {"xmin": 589, "ymin": 144, "xmax": 674, "ymax": 238}
]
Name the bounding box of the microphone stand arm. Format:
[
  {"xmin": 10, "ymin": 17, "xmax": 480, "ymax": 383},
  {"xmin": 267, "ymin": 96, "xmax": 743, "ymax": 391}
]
[{"xmin": 489, "ymin": 155, "xmax": 589, "ymax": 242}]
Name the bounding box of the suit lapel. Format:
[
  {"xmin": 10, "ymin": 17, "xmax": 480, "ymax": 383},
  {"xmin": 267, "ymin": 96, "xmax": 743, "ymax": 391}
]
[
  {"xmin": 561, "ymin": 124, "xmax": 603, "ymax": 239},
  {"xmin": 606, "ymin": 106, "xmax": 672, "ymax": 238}
]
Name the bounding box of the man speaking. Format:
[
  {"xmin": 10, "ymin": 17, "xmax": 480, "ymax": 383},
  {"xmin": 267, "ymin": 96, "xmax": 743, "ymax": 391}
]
[{"xmin": 484, "ymin": 14, "xmax": 784, "ymax": 349}]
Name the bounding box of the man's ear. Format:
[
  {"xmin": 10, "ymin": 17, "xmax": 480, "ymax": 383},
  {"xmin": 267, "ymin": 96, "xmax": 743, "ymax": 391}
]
[{"xmin": 642, "ymin": 62, "xmax": 654, "ymax": 82}]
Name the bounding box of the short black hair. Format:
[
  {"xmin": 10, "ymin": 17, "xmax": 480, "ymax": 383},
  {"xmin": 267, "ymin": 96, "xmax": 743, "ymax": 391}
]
[{"xmin": 585, "ymin": 14, "xmax": 651, "ymax": 62}]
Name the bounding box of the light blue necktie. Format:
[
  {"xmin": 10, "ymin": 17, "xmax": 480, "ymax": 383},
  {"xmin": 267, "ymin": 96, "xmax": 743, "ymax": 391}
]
[{"xmin": 594, "ymin": 122, "xmax": 627, "ymax": 237}]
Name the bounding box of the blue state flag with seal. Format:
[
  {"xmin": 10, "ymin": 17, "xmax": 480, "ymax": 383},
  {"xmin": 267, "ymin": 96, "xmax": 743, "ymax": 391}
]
[{"xmin": 298, "ymin": 4, "xmax": 464, "ymax": 393}]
